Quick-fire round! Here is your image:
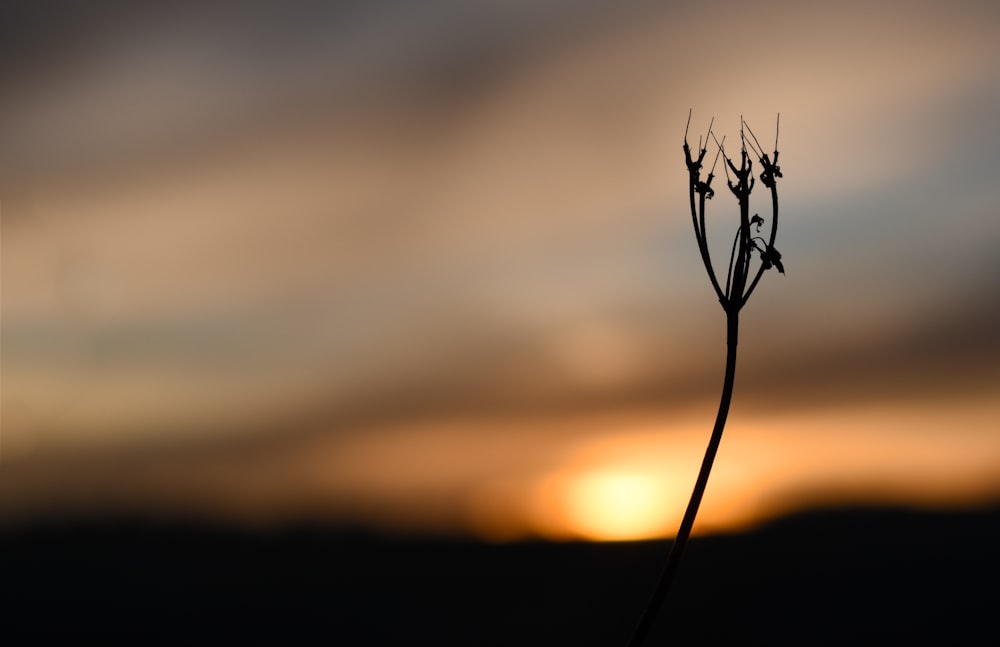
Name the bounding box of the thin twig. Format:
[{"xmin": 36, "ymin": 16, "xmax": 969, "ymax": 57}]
[
  {"xmin": 743, "ymin": 118, "xmax": 766, "ymax": 161},
  {"xmin": 725, "ymin": 226, "xmax": 740, "ymax": 299},
  {"xmin": 740, "ymin": 116, "xmax": 746, "ymax": 155},
  {"xmin": 712, "ymin": 132, "xmax": 732, "ymax": 185},
  {"xmin": 710, "ymin": 136, "xmax": 725, "ymax": 176},
  {"xmin": 741, "ymin": 169, "xmax": 780, "ymax": 307},
  {"xmin": 697, "ymin": 188, "xmax": 726, "ymax": 302}
]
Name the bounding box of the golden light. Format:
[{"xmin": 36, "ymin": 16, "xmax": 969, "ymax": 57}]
[
  {"xmin": 520, "ymin": 422, "xmax": 708, "ymax": 542},
  {"xmin": 459, "ymin": 398, "xmax": 1000, "ymax": 543},
  {"xmin": 562, "ymin": 470, "xmax": 678, "ymax": 541},
  {"xmin": 523, "ymin": 426, "xmax": 755, "ymax": 542}
]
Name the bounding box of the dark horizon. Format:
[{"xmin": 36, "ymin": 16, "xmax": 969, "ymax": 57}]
[{"xmin": 4, "ymin": 503, "xmax": 998, "ymax": 644}]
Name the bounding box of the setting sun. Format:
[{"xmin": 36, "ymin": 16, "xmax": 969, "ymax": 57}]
[{"xmin": 564, "ymin": 471, "xmax": 677, "ymax": 541}]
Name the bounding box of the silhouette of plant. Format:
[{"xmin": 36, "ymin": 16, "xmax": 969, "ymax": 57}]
[{"xmin": 628, "ymin": 112, "xmax": 784, "ymax": 646}]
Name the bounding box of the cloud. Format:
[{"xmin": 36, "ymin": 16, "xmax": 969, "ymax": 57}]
[{"xmin": 3, "ymin": 0, "xmax": 1000, "ymax": 530}]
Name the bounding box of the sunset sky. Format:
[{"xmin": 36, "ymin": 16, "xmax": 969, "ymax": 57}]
[{"xmin": 3, "ymin": 0, "xmax": 1000, "ymax": 541}]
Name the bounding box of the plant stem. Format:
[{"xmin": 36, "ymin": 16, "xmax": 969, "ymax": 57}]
[{"xmin": 627, "ymin": 309, "xmax": 740, "ymax": 647}]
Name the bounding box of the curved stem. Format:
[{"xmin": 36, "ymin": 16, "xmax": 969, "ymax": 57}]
[
  {"xmin": 690, "ymin": 183, "xmax": 725, "ymax": 303},
  {"xmin": 741, "ymin": 182, "xmax": 779, "ymax": 307},
  {"xmin": 724, "ymin": 226, "xmax": 740, "ymax": 299},
  {"xmin": 627, "ymin": 310, "xmax": 740, "ymax": 646},
  {"xmin": 698, "ymin": 191, "xmax": 726, "ymax": 302},
  {"xmin": 731, "ymin": 196, "xmax": 751, "ymax": 303}
]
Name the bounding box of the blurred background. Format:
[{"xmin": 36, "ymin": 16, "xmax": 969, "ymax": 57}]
[{"xmin": 3, "ymin": 0, "xmax": 1000, "ymax": 542}]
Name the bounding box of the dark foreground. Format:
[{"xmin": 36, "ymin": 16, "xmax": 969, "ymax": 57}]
[{"xmin": 3, "ymin": 505, "xmax": 998, "ymax": 645}]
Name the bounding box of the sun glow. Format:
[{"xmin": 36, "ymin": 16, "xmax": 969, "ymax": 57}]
[
  {"xmin": 507, "ymin": 401, "xmax": 1000, "ymax": 542},
  {"xmin": 563, "ymin": 471, "xmax": 678, "ymax": 541}
]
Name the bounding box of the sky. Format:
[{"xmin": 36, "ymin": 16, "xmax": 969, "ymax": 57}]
[{"xmin": 2, "ymin": 0, "xmax": 1000, "ymax": 540}]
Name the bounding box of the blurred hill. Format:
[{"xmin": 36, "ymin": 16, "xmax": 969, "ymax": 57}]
[{"xmin": 3, "ymin": 504, "xmax": 997, "ymax": 645}]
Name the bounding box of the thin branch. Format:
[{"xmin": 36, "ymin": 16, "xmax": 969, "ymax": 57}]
[
  {"xmin": 686, "ymin": 115, "xmax": 725, "ymax": 303},
  {"xmin": 710, "ymin": 131, "xmax": 728, "ymax": 161},
  {"xmin": 698, "ymin": 191, "xmax": 726, "ymax": 303},
  {"xmin": 742, "ymin": 238, "xmax": 752, "ymax": 288},
  {"xmin": 711, "ymin": 131, "xmax": 732, "ymax": 185},
  {"xmin": 741, "ymin": 263, "xmax": 765, "ymax": 307},
  {"xmin": 740, "ymin": 116, "xmax": 746, "ymax": 156},
  {"xmin": 741, "ymin": 181, "xmax": 780, "ymax": 307},
  {"xmin": 742, "ymin": 118, "xmax": 766, "ymax": 161},
  {"xmin": 710, "ymin": 136, "xmax": 725, "ymax": 175},
  {"xmin": 724, "ymin": 226, "xmax": 740, "ymax": 300},
  {"xmin": 774, "ymin": 113, "xmax": 780, "ymax": 153}
]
